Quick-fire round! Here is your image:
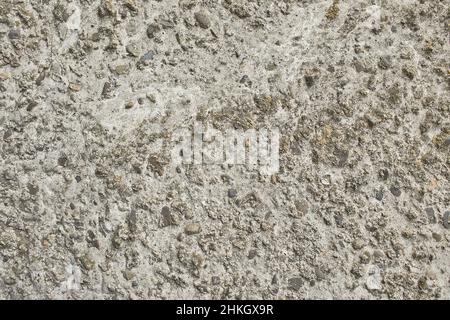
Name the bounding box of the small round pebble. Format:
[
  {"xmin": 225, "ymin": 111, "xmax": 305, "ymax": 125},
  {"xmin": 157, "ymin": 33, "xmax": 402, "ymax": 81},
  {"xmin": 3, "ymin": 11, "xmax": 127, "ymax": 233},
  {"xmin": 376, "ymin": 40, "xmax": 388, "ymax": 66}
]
[
  {"xmin": 194, "ymin": 12, "xmax": 211, "ymax": 29},
  {"xmin": 227, "ymin": 188, "xmax": 237, "ymax": 198},
  {"xmin": 390, "ymin": 185, "xmax": 401, "ymax": 197}
]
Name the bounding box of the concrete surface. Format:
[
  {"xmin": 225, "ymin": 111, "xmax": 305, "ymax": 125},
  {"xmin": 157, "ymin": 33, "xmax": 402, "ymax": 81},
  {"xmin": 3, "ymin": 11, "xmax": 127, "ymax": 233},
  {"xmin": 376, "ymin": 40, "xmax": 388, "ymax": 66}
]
[{"xmin": 0, "ymin": 0, "xmax": 449, "ymax": 299}]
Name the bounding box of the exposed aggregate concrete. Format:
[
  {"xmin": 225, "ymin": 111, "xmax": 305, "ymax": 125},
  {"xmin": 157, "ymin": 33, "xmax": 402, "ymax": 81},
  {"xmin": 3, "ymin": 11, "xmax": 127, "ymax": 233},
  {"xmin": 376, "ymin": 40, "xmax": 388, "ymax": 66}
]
[{"xmin": 0, "ymin": 0, "xmax": 449, "ymax": 299}]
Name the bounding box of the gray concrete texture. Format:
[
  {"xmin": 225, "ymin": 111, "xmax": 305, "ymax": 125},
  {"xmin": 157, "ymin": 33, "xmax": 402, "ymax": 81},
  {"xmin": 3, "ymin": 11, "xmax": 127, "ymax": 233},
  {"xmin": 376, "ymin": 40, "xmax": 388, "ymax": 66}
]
[{"xmin": 0, "ymin": 0, "xmax": 449, "ymax": 299}]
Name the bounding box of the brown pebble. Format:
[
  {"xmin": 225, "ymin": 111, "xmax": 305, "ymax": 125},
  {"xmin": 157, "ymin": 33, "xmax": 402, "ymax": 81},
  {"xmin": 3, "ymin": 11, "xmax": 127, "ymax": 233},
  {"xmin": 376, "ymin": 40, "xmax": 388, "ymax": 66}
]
[
  {"xmin": 184, "ymin": 223, "xmax": 201, "ymax": 235},
  {"xmin": 69, "ymin": 83, "xmax": 82, "ymax": 92}
]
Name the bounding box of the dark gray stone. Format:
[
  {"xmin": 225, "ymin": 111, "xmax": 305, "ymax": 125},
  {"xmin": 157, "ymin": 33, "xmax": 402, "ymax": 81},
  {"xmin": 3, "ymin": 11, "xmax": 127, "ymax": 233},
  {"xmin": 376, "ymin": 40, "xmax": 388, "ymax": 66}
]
[
  {"xmin": 288, "ymin": 277, "xmax": 304, "ymax": 291},
  {"xmin": 227, "ymin": 188, "xmax": 237, "ymax": 198},
  {"xmin": 161, "ymin": 206, "xmax": 177, "ymax": 227},
  {"xmin": 390, "ymin": 186, "xmax": 401, "ymax": 197},
  {"xmin": 375, "ymin": 189, "xmax": 384, "ymax": 201},
  {"xmin": 194, "ymin": 12, "xmax": 211, "ymax": 29},
  {"xmin": 147, "ymin": 23, "xmax": 161, "ymax": 38},
  {"xmin": 8, "ymin": 29, "xmax": 21, "ymax": 39},
  {"xmin": 425, "ymin": 207, "xmax": 436, "ymax": 224}
]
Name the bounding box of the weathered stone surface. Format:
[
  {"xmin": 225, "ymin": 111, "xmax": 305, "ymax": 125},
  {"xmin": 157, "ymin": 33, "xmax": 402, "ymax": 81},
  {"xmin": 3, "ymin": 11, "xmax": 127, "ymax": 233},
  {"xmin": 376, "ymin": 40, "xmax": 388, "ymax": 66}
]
[{"xmin": 0, "ymin": 0, "xmax": 448, "ymax": 301}]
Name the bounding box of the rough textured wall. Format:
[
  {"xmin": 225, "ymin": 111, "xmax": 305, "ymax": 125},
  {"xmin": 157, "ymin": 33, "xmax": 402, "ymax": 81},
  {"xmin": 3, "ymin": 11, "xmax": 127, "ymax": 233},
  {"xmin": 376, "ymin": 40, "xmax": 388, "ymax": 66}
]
[{"xmin": 0, "ymin": 0, "xmax": 449, "ymax": 299}]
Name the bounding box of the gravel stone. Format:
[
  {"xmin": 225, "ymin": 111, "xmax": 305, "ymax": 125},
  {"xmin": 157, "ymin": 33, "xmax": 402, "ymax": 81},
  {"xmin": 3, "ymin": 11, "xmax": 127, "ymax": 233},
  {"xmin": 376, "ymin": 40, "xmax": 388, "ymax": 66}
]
[
  {"xmin": 160, "ymin": 206, "xmax": 178, "ymax": 227},
  {"xmin": 390, "ymin": 186, "xmax": 402, "ymax": 197},
  {"xmin": 80, "ymin": 254, "xmax": 95, "ymax": 271},
  {"xmin": 126, "ymin": 43, "xmax": 140, "ymax": 57},
  {"xmin": 139, "ymin": 51, "xmax": 155, "ymax": 67},
  {"xmin": 248, "ymin": 249, "xmax": 257, "ymax": 259},
  {"xmin": 146, "ymin": 23, "xmax": 161, "ymax": 38},
  {"xmin": 375, "ymin": 189, "xmax": 384, "ymax": 201},
  {"xmin": 378, "ymin": 56, "xmax": 393, "ymax": 69},
  {"xmin": 425, "ymin": 208, "xmax": 436, "ymax": 224},
  {"xmin": 194, "ymin": 12, "xmax": 211, "ymax": 29},
  {"xmin": 184, "ymin": 223, "xmax": 201, "ymax": 235}
]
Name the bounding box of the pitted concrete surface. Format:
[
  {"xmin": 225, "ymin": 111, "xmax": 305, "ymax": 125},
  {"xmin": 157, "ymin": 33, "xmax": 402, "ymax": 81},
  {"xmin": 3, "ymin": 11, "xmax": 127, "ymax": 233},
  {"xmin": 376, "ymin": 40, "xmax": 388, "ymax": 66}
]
[{"xmin": 0, "ymin": 0, "xmax": 449, "ymax": 299}]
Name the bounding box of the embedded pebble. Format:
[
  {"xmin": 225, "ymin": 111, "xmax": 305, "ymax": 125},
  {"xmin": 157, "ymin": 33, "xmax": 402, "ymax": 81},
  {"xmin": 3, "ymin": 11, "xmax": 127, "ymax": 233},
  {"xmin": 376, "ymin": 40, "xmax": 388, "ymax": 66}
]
[
  {"xmin": 8, "ymin": 29, "xmax": 21, "ymax": 39},
  {"xmin": 160, "ymin": 206, "xmax": 178, "ymax": 227},
  {"xmin": 366, "ymin": 274, "xmax": 382, "ymax": 291},
  {"xmin": 126, "ymin": 42, "xmax": 140, "ymax": 57},
  {"xmin": 288, "ymin": 277, "xmax": 304, "ymax": 291},
  {"xmin": 146, "ymin": 23, "xmax": 161, "ymax": 38},
  {"xmin": 139, "ymin": 51, "xmax": 155, "ymax": 66},
  {"xmin": 194, "ymin": 12, "xmax": 211, "ymax": 29},
  {"xmin": 227, "ymin": 188, "xmax": 237, "ymax": 198},
  {"xmin": 425, "ymin": 208, "xmax": 436, "ymax": 224},
  {"xmin": 390, "ymin": 186, "xmax": 402, "ymax": 197},
  {"xmin": 184, "ymin": 223, "xmax": 201, "ymax": 235}
]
